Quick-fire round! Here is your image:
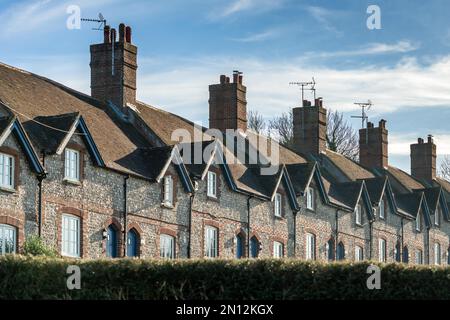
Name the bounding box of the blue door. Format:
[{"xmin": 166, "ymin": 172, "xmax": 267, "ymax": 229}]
[
  {"xmin": 337, "ymin": 242, "xmax": 345, "ymax": 260},
  {"xmin": 250, "ymin": 237, "xmax": 259, "ymax": 258},
  {"xmin": 127, "ymin": 229, "xmax": 138, "ymax": 257},
  {"xmin": 236, "ymin": 234, "xmax": 244, "ymax": 258},
  {"xmin": 106, "ymin": 226, "xmax": 117, "ymax": 258}
]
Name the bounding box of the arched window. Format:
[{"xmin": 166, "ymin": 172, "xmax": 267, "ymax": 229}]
[
  {"xmin": 106, "ymin": 225, "xmax": 119, "ymax": 258},
  {"xmin": 250, "ymin": 236, "xmax": 259, "ymax": 258},
  {"xmin": 337, "ymin": 242, "xmax": 345, "ymax": 261},
  {"xmin": 402, "ymin": 246, "xmax": 409, "ymax": 264},
  {"xmin": 306, "ymin": 233, "xmax": 316, "ymax": 260},
  {"xmin": 434, "ymin": 243, "xmax": 441, "ymax": 265},
  {"xmin": 326, "ymin": 238, "xmax": 335, "ymax": 261},
  {"xmin": 235, "ymin": 233, "xmax": 244, "ymax": 259},
  {"xmin": 0, "ymin": 224, "xmax": 16, "ymax": 255},
  {"xmin": 127, "ymin": 229, "xmax": 139, "ymax": 258},
  {"xmin": 355, "ymin": 245, "xmax": 364, "ymax": 261}
]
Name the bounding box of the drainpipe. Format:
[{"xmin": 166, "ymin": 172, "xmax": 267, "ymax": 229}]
[
  {"xmin": 123, "ymin": 175, "xmax": 129, "ymax": 257},
  {"xmin": 426, "ymin": 227, "xmax": 430, "ymax": 265},
  {"xmin": 400, "ymin": 218, "xmax": 404, "ymax": 262},
  {"xmin": 369, "ymin": 220, "xmax": 373, "ymax": 260},
  {"xmin": 334, "ymin": 209, "xmax": 339, "ymax": 261},
  {"xmin": 37, "ymin": 151, "xmax": 46, "ymax": 238},
  {"xmin": 247, "ymin": 196, "xmax": 252, "ymax": 258},
  {"xmin": 187, "ymin": 192, "xmax": 195, "ymax": 259},
  {"xmin": 293, "ymin": 209, "xmax": 300, "ymax": 258}
]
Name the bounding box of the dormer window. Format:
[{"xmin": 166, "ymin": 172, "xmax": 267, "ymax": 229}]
[
  {"xmin": 64, "ymin": 148, "xmax": 80, "ymax": 182},
  {"xmin": 274, "ymin": 193, "xmax": 282, "ymax": 217},
  {"xmin": 355, "ymin": 204, "xmax": 362, "ymax": 226},
  {"xmin": 379, "ymin": 199, "xmax": 385, "ymax": 219},
  {"xmin": 434, "ymin": 207, "xmax": 440, "ymax": 226},
  {"xmin": 306, "ymin": 187, "xmax": 314, "ymax": 211},
  {"xmin": 163, "ymin": 175, "xmax": 173, "ymax": 206},
  {"xmin": 0, "ymin": 152, "xmax": 14, "ymax": 190},
  {"xmin": 207, "ymin": 171, "xmax": 217, "ymax": 198},
  {"xmin": 416, "ymin": 213, "xmax": 421, "ymax": 232}
]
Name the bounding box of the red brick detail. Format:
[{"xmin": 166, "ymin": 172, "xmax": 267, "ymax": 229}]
[
  {"xmin": 0, "ymin": 215, "xmax": 24, "ymax": 253},
  {"xmin": 56, "ymin": 206, "xmax": 87, "ymax": 258}
]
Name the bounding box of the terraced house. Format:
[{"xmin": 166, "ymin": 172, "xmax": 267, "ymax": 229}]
[{"xmin": 0, "ymin": 24, "xmax": 449, "ymax": 265}]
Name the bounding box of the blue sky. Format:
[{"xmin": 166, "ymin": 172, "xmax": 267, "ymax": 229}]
[{"xmin": 1, "ymin": 0, "xmax": 450, "ymax": 172}]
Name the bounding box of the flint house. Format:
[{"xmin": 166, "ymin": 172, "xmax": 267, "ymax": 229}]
[{"xmin": 0, "ymin": 24, "xmax": 449, "ymax": 265}]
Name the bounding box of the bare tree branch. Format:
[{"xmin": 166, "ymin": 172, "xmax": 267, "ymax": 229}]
[
  {"xmin": 438, "ymin": 155, "xmax": 450, "ymax": 180},
  {"xmin": 247, "ymin": 110, "xmax": 266, "ymax": 134},
  {"xmin": 268, "ymin": 111, "xmax": 294, "ymax": 148}
]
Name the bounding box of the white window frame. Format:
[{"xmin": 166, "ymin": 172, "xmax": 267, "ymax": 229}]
[
  {"xmin": 416, "ymin": 213, "xmax": 421, "ymax": 232},
  {"xmin": 306, "ymin": 233, "xmax": 315, "ymax": 260},
  {"xmin": 204, "ymin": 226, "xmax": 218, "ymax": 258},
  {"xmin": 355, "ymin": 245, "xmax": 364, "ymax": 262},
  {"xmin": 273, "ymin": 241, "xmax": 283, "ymax": 258},
  {"xmin": 61, "ymin": 214, "xmax": 80, "ymax": 258},
  {"xmin": 306, "ymin": 187, "xmax": 314, "ymax": 211},
  {"xmin": 0, "ymin": 152, "xmax": 14, "ymax": 190},
  {"xmin": 379, "ymin": 199, "xmax": 385, "ymax": 219},
  {"xmin": 64, "ymin": 148, "xmax": 80, "ymax": 182},
  {"xmin": 378, "ymin": 238, "xmax": 386, "ymax": 262},
  {"xmin": 0, "ymin": 224, "xmax": 16, "ymax": 255},
  {"xmin": 415, "ymin": 249, "xmax": 423, "ymax": 265},
  {"xmin": 207, "ymin": 171, "xmax": 217, "ymax": 198},
  {"xmin": 274, "ymin": 193, "xmax": 282, "ymax": 217},
  {"xmin": 160, "ymin": 234, "xmax": 175, "ymax": 259},
  {"xmin": 434, "ymin": 243, "xmax": 441, "ymax": 265},
  {"xmin": 163, "ymin": 175, "xmax": 174, "ymax": 206},
  {"xmin": 355, "ymin": 204, "xmax": 362, "ymax": 226},
  {"xmin": 434, "ymin": 207, "xmax": 440, "ymax": 226}
]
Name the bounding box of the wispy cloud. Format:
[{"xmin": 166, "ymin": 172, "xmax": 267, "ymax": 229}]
[
  {"xmin": 209, "ymin": 0, "xmax": 284, "ymax": 20},
  {"xmin": 307, "ymin": 41, "xmax": 420, "ymax": 59},
  {"xmin": 230, "ymin": 29, "xmax": 280, "ymax": 42},
  {"xmin": 306, "ymin": 6, "xmax": 342, "ymax": 35}
]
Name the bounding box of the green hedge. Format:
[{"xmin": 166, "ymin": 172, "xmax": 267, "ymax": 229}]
[{"xmin": 0, "ymin": 255, "xmax": 449, "ymax": 300}]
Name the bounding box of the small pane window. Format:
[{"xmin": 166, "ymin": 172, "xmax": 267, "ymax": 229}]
[
  {"xmin": 163, "ymin": 176, "xmax": 173, "ymax": 206},
  {"xmin": 274, "ymin": 193, "xmax": 282, "ymax": 217},
  {"xmin": 207, "ymin": 171, "xmax": 217, "ymax": 198},
  {"xmin": 415, "ymin": 249, "xmax": 423, "ymax": 265},
  {"xmin": 306, "ymin": 187, "xmax": 314, "ymax": 210},
  {"xmin": 355, "ymin": 245, "xmax": 364, "ymax": 262},
  {"xmin": 379, "ymin": 199, "xmax": 385, "ymax": 219},
  {"xmin": 273, "ymin": 241, "xmax": 283, "ymax": 258},
  {"xmin": 204, "ymin": 226, "xmax": 218, "ymax": 258},
  {"xmin": 416, "ymin": 213, "xmax": 421, "ymax": 232},
  {"xmin": 306, "ymin": 233, "xmax": 315, "ymax": 260},
  {"xmin": 378, "ymin": 238, "xmax": 386, "ymax": 262},
  {"xmin": 0, "ymin": 224, "xmax": 16, "ymax": 255},
  {"xmin": 434, "ymin": 243, "xmax": 441, "ymax": 265},
  {"xmin": 64, "ymin": 148, "xmax": 80, "ymax": 181},
  {"xmin": 355, "ymin": 204, "xmax": 362, "ymax": 225},
  {"xmin": 61, "ymin": 214, "xmax": 80, "ymax": 258},
  {"xmin": 0, "ymin": 153, "xmax": 14, "ymax": 189},
  {"xmin": 160, "ymin": 234, "xmax": 175, "ymax": 259}
]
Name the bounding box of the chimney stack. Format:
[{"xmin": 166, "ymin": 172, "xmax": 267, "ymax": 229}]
[
  {"xmin": 90, "ymin": 24, "xmax": 137, "ymax": 112},
  {"xmin": 410, "ymin": 135, "xmax": 437, "ymax": 182},
  {"xmin": 209, "ymin": 71, "xmax": 247, "ymax": 132},
  {"xmin": 292, "ymin": 98, "xmax": 327, "ymax": 155},
  {"xmin": 359, "ymin": 119, "xmax": 388, "ymax": 168}
]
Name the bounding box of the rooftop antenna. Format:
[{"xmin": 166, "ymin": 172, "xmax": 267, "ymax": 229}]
[
  {"xmin": 81, "ymin": 13, "xmax": 106, "ymax": 30},
  {"xmin": 289, "ymin": 77, "xmax": 316, "ymax": 106},
  {"xmin": 351, "ymin": 100, "xmax": 373, "ymax": 142}
]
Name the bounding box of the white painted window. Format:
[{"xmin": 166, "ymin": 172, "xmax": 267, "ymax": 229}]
[
  {"xmin": 435, "ymin": 207, "xmax": 440, "ymax": 226},
  {"xmin": 207, "ymin": 171, "xmax": 217, "ymax": 198},
  {"xmin": 355, "ymin": 245, "xmax": 364, "ymax": 262},
  {"xmin": 204, "ymin": 226, "xmax": 218, "ymax": 258},
  {"xmin": 434, "ymin": 243, "xmax": 441, "ymax": 265},
  {"xmin": 415, "ymin": 249, "xmax": 423, "ymax": 265},
  {"xmin": 306, "ymin": 233, "xmax": 315, "ymax": 260},
  {"xmin": 355, "ymin": 204, "xmax": 362, "ymax": 225},
  {"xmin": 160, "ymin": 234, "xmax": 175, "ymax": 259},
  {"xmin": 273, "ymin": 241, "xmax": 283, "ymax": 258},
  {"xmin": 306, "ymin": 187, "xmax": 314, "ymax": 210},
  {"xmin": 379, "ymin": 199, "xmax": 385, "ymax": 219},
  {"xmin": 416, "ymin": 213, "xmax": 421, "ymax": 232},
  {"xmin": 0, "ymin": 153, "xmax": 14, "ymax": 189},
  {"xmin": 378, "ymin": 238, "xmax": 386, "ymax": 262},
  {"xmin": 163, "ymin": 175, "xmax": 173, "ymax": 206},
  {"xmin": 64, "ymin": 148, "xmax": 80, "ymax": 181},
  {"xmin": 61, "ymin": 214, "xmax": 80, "ymax": 258},
  {"xmin": 0, "ymin": 224, "xmax": 16, "ymax": 255},
  {"xmin": 274, "ymin": 193, "xmax": 282, "ymax": 217}
]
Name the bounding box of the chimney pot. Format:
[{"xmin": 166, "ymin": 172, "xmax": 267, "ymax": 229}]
[
  {"xmin": 367, "ymin": 122, "xmax": 374, "ymax": 128},
  {"xmin": 233, "ymin": 73, "xmax": 239, "ymax": 83},
  {"xmin": 111, "ymin": 28, "xmax": 117, "ymax": 43},
  {"xmin": 103, "ymin": 25, "xmax": 111, "ymax": 43},
  {"xmin": 238, "ymin": 75, "xmax": 243, "ymax": 84},
  {"xmin": 418, "ymin": 138, "xmax": 423, "ymax": 144},
  {"xmin": 220, "ymin": 75, "xmax": 226, "ymax": 84},
  {"xmin": 428, "ymin": 135, "xmax": 433, "ymax": 144},
  {"xmin": 379, "ymin": 119, "xmax": 386, "ymax": 128},
  {"xmin": 226, "ymin": 77, "xmax": 230, "ymax": 83},
  {"xmin": 125, "ymin": 26, "xmax": 132, "ymax": 43},
  {"xmin": 119, "ymin": 23, "xmax": 126, "ymax": 42}
]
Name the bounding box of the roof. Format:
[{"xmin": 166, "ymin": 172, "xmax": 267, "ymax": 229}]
[
  {"xmin": 286, "ymin": 162, "xmax": 316, "ymax": 195},
  {"xmin": 395, "ymin": 192, "xmax": 423, "ymax": 218},
  {"xmin": 363, "ymin": 176, "xmax": 387, "ymax": 205},
  {"xmin": 327, "ymin": 181, "xmax": 363, "ymax": 211}
]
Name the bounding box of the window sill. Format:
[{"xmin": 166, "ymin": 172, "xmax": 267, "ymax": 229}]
[
  {"xmin": 306, "ymin": 208, "xmax": 315, "ymax": 213},
  {"xmin": 63, "ymin": 178, "xmax": 81, "ymax": 186},
  {"xmin": 274, "ymin": 215, "xmax": 285, "ymax": 220},
  {"xmin": 161, "ymin": 202, "xmax": 175, "ymax": 209},
  {"xmin": 0, "ymin": 186, "xmax": 16, "ymax": 194},
  {"xmin": 207, "ymin": 195, "xmax": 219, "ymax": 202},
  {"xmin": 355, "ymin": 223, "xmax": 363, "ymax": 228}
]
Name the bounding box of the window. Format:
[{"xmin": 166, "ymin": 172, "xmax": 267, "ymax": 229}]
[
  {"xmin": 204, "ymin": 226, "xmax": 218, "ymax": 258},
  {"xmin": 415, "ymin": 249, "xmax": 423, "ymax": 265},
  {"xmin": 415, "ymin": 214, "xmax": 421, "ymax": 232},
  {"xmin": 274, "ymin": 193, "xmax": 282, "ymax": 217},
  {"xmin": 326, "ymin": 238, "xmax": 335, "ymax": 261},
  {"xmin": 207, "ymin": 171, "xmax": 217, "ymax": 198},
  {"xmin": 235, "ymin": 234, "xmax": 244, "ymax": 259},
  {"xmin": 402, "ymin": 246, "xmax": 409, "ymax": 264},
  {"xmin": 434, "ymin": 208, "xmax": 440, "ymax": 226},
  {"xmin": 0, "ymin": 153, "xmax": 14, "ymax": 189},
  {"xmin": 64, "ymin": 148, "xmax": 80, "ymax": 181},
  {"xmin": 163, "ymin": 176, "xmax": 173, "ymax": 206},
  {"xmin": 160, "ymin": 234, "xmax": 175, "ymax": 259},
  {"xmin": 355, "ymin": 204, "xmax": 362, "ymax": 226},
  {"xmin": 306, "ymin": 233, "xmax": 315, "ymax": 260},
  {"xmin": 355, "ymin": 246, "xmax": 364, "ymax": 262},
  {"xmin": 273, "ymin": 241, "xmax": 283, "ymax": 258},
  {"xmin": 250, "ymin": 236, "xmax": 259, "ymax": 258},
  {"xmin": 61, "ymin": 214, "xmax": 80, "ymax": 258},
  {"xmin": 337, "ymin": 242, "xmax": 345, "ymax": 261},
  {"xmin": 0, "ymin": 224, "xmax": 16, "ymax": 255},
  {"xmin": 395, "ymin": 242, "xmax": 401, "ymax": 262},
  {"xmin": 306, "ymin": 187, "xmax": 314, "ymax": 210},
  {"xmin": 434, "ymin": 243, "xmax": 441, "ymax": 265},
  {"xmin": 379, "ymin": 199, "xmax": 385, "ymax": 219},
  {"xmin": 378, "ymin": 238, "xmax": 386, "ymax": 262}
]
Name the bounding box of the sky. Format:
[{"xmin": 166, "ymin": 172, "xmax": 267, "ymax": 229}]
[{"xmin": 1, "ymin": 0, "xmax": 450, "ymax": 173}]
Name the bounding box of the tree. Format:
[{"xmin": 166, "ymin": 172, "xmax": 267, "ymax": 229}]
[
  {"xmin": 438, "ymin": 156, "xmax": 450, "ymax": 180},
  {"xmin": 266, "ymin": 109, "xmax": 359, "ymax": 160},
  {"xmin": 247, "ymin": 110, "xmax": 266, "ymax": 134}
]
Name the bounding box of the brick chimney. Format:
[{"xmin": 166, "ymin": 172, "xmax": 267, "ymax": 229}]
[
  {"xmin": 90, "ymin": 24, "xmax": 137, "ymax": 111},
  {"xmin": 292, "ymin": 98, "xmax": 327, "ymax": 155},
  {"xmin": 209, "ymin": 71, "xmax": 247, "ymax": 132},
  {"xmin": 359, "ymin": 120, "xmax": 388, "ymax": 168},
  {"xmin": 410, "ymin": 135, "xmax": 436, "ymax": 182}
]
